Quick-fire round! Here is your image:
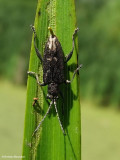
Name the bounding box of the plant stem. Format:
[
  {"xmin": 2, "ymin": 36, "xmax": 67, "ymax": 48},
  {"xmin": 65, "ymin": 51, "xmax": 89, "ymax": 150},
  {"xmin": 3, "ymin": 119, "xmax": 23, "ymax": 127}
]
[{"xmin": 22, "ymin": 0, "xmax": 81, "ymax": 160}]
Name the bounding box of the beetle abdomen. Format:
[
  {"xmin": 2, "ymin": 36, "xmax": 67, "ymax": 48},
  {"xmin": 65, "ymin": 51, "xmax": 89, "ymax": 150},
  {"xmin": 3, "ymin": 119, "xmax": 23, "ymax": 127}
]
[{"xmin": 43, "ymin": 35, "xmax": 65, "ymax": 84}]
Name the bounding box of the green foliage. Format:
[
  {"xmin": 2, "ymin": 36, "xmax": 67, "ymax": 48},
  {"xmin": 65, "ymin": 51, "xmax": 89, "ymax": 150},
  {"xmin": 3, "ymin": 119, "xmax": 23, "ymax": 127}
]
[
  {"xmin": 22, "ymin": 0, "xmax": 81, "ymax": 160},
  {"xmin": 0, "ymin": 81, "xmax": 26, "ymax": 156},
  {"xmin": 0, "ymin": 0, "xmax": 37, "ymax": 83},
  {"xmin": 76, "ymin": 0, "xmax": 120, "ymax": 107},
  {"xmin": 82, "ymin": 100, "xmax": 120, "ymax": 160}
]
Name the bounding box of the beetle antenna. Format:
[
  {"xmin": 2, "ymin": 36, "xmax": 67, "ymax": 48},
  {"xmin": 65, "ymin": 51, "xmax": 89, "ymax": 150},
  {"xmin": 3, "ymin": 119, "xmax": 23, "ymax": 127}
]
[
  {"xmin": 54, "ymin": 100, "xmax": 66, "ymax": 135},
  {"xmin": 32, "ymin": 100, "xmax": 53, "ymax": 137}
]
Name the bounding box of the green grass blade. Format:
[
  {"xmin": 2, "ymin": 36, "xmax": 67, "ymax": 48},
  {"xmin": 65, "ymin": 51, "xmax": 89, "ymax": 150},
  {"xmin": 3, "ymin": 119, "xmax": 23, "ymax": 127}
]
[{"xmin": 22, "ymin": 0, "xmax": 81, "ymax": 160}]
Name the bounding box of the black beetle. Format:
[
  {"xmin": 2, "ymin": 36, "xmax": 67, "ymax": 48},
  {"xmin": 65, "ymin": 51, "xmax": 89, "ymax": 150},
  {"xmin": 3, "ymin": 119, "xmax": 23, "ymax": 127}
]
[{"xmin": 28, "ymin": 25, "xmax": 82, "ymax": 136}]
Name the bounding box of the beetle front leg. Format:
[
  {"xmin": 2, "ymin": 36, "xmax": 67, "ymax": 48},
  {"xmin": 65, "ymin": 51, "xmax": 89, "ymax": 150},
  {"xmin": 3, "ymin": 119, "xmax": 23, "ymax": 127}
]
[
  {"xmin": 65, "ymin": 64, "xmax": 82, "ymax": 84},
  {"xmin": 65, "ymin": 28, "xmax": 79, "ymax": 63},
  {"xmin": 30, "ymin": 25, "xmax": 43, "ymax": 63},
  {"xmin": 27, "ymin": 71, "xmax": 46, "ymax": 86}
]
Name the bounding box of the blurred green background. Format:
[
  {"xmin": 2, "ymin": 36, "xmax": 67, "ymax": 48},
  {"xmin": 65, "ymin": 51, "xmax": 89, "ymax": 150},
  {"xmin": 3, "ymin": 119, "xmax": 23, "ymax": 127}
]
[{"xmin": 0, "ymin": 0, "xmax": 120, "ymax": 159}]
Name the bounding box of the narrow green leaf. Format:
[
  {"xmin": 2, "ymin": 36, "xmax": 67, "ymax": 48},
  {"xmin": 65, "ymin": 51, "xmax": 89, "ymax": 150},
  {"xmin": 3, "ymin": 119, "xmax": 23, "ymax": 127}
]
[{"xmin": 22, "ymin": 0, "xmax": 81, "ymax": 160}]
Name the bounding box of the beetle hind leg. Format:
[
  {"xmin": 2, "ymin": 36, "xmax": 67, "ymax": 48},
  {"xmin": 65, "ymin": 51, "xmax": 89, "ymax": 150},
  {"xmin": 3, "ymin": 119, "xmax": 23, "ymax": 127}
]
[{"xmin": 30, "ymin": 25, "xmax": 43, "ymax": 63}]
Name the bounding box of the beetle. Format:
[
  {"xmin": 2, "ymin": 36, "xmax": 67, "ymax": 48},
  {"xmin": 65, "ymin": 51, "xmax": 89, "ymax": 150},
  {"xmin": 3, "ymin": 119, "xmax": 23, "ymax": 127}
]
[{"xmin": 28, "ymin": 25, "xmax": 82, "ymax": 136}]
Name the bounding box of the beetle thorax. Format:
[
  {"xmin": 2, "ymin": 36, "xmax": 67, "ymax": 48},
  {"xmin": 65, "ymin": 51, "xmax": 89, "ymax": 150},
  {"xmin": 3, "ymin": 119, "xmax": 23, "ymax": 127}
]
[{"xmin": 48, "ymin": 83, "xmax": 59, "ymax": 97}]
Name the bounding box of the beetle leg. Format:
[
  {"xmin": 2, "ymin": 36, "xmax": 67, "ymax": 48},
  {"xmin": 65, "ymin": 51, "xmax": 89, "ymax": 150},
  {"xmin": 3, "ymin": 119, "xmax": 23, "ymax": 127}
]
[
  {"xmin": 65, "ymin": 64, "xmax": 82, "ymax": 84},
  {"xmin": 27, "ymin": 71, "xmax": 46, "ymax": 86},
  {"xmin": 65, "ymin": 28, "xmax": 79, "ymax": 63},
  {"xmin": 30, "ymin": 25, "xmax": 43, "ymax": 63},
  {"xmin": 32, "ymin": 97, "xmax": 39, "ymax": 106}
]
